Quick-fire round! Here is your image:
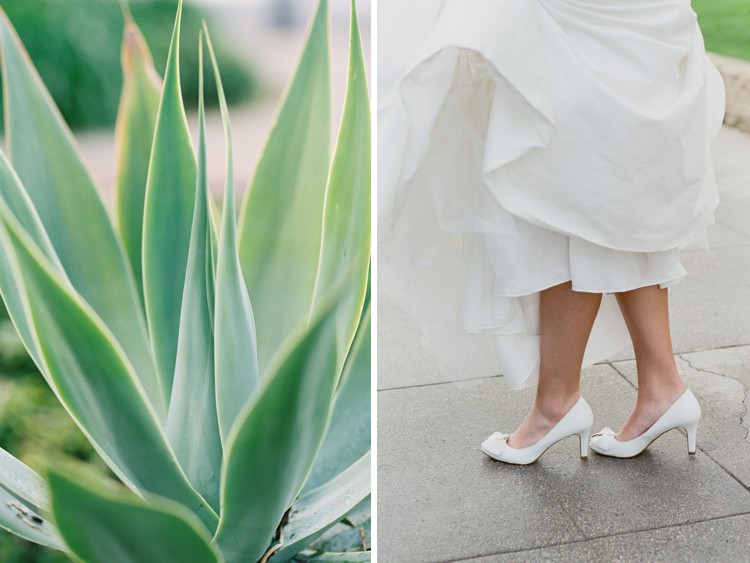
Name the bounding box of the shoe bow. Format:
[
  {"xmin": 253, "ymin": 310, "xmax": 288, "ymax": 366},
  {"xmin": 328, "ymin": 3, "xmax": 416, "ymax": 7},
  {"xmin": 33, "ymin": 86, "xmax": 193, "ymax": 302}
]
[
  {"xmin": 481, "ymin": 431, "xmax": 509, "ymax": 456},
  {"xmin": 590, "ymin": 427, "xmax": 617, "ymax": 451}
]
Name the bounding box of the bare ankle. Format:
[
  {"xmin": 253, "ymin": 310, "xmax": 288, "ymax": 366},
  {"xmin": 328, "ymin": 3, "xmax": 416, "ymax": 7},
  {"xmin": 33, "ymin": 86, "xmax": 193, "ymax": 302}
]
[
  {"xmin": 534, "ymin": 391, "xmax": 580, "ymax": 421},
  {"xmin": 636, "ymin": 376, "xmax": 685, "ymax": 402}
]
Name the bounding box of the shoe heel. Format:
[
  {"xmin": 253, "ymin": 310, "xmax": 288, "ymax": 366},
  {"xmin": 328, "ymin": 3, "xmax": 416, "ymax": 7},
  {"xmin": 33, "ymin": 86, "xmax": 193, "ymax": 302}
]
[
  {"xmin": 684, "ymin": 421, "xmax": 698, "ymax": 455},
  {"xmin": 578, "ymin": 427, "xmax": 591, "ymax": 459}
]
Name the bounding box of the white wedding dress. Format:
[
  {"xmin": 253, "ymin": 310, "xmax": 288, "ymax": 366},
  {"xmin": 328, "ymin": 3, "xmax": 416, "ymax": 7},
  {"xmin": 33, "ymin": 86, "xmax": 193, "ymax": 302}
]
[{"xmin": 378, "ymin": 0, "xmax": 726, "ymax": 390}]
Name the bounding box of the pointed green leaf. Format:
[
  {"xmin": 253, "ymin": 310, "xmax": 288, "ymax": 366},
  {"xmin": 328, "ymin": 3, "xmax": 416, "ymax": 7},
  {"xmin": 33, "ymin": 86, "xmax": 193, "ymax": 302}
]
[
  {"xmin": 295, "ymin": 551, "xmax": 371, "ymax": 562},
  {"xmin": 310, "ymin": 498, "xmax": 370, "ymax": 552},
  {"xmin": 165, "ymin": 36, "xmax": 222, "ymax": 513},
  {"xmin": 0, "ymin": 207, "xmax": 218, "ymax": 532},
  {"xmin": 214, "ymin": 281, "xmax": 348, "ymax": 563},
  {"xmin": 272, "ymin": 452, "xmax": 371, "ymax": 562},
  {"xmin": 0, "ymin": 150, "xmax": 62, "ymax": 374},
  {"xmin": 307, "ymin": 521, "xmax": 369, "ymax": 554},
  {"xmin": 203, "ymin": 26, "xmax": 260, "ymax": 446},
  {"xmin": 0, "ymin": 447, "xmax": 64, "ymax": 550},
  {"xmin": 0, "ymin": 152, "xmax": 59, "ymax": 268},
  {"xmin": 114, "ymin": 15, "xmax": 163, "ymax": 309},
  {"xmin": 310, "ymin": 0, "xmax": 370, "ymax": 372},
  {"xmin": 48, "ymin": 469, "xmax": 221, "ymax": 563},
  {"xmin": 237, "ymin": 0, "xmax": 331, "ymax": 373},
  {"xmin": 0, "ymin": 7, "xmax": 162, "ymax": 417},
  {"xmin": 303, "ymin": 305, "xmax": 370, "ymax": 492},
  {"xmin": 142, "ymin": 0, "xmax": 198, "ymax": 397},
  {"xmin": 0, "ymin": 447, "xmax": 50, "ymax": 512}
]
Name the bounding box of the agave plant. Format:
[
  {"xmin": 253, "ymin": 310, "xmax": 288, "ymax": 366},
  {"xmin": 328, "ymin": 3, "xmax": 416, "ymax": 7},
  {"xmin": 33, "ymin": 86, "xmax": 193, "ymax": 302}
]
[{"xmin": 0, "ymin": 0, "xmax": 371, "ymax": 561}]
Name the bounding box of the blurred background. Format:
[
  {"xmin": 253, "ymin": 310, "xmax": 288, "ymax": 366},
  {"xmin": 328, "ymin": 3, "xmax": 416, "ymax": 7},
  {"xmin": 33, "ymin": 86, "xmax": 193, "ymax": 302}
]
[
  {"xmin": 692, "ymin": 0, "xmax": 749, "ymax": 60},
  {"xmin": 0, "ymin": 0, "xmax": 369, "ymax": 560}
]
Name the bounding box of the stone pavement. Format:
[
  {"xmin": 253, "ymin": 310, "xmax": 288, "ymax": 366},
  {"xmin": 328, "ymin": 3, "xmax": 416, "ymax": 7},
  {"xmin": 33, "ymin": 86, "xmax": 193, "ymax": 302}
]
[{"xmin": 377, "ymin": 126, "xmax": 750, "ymax": 562}]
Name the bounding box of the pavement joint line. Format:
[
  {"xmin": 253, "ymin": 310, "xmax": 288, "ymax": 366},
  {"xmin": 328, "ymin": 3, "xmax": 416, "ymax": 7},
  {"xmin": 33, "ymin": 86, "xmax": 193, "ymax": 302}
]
[
  {"xmin": 676, "ymin": 342, "xmax": 750, "ymax": 354},
  {"xmin": 378, "ymin": 345, "xmax": 750, "ymax": 393},
  {"xmin": 697, "ymin": 448, "xmax": 750, "ymax": 492},
  {"xmin": 377, "ymin": 373, "xmax": 503, "ymax": 392},
  {"xmin": 607, "ymin": 362, "xmax": 637, "ymax": 390},
  {"xmin": 559, "ymin": 505, "xmax": 589, "ymax": 549},
  {"xmin": 609, "ymin": 343, "xmax": 750, "ymax": 368},
  {"xmin": 669, "ymin": 342, "xmax": 750, "ymax": 357},
  {"xmin": 440, "ymin": 510, "xmax": 750, "ymax": 562}
]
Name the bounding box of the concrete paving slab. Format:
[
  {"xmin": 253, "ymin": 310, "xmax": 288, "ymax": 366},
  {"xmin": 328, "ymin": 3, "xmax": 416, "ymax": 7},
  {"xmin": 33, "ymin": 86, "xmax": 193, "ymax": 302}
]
[
  {"xmin": 377, "ymin": 364, "xmax": 750, "ymax": 561},
  {"xmin": 711, "ymin": 126, "xmax": 750, "ymax": 200},
  {"xmin": 377, "ymin": 293, "xmax": 447, "ymax": 390},
  {"xmin": 468, "ymin": 513, "xmax": 750, "ymax": 562},
  {"xmin": 714, "ymin": 195, "xmax": 750, "ymax": 238},
  {"xmin": 702, "ymin": 219, "xmax": 750, "ymax": 248},
  {"xmin": 612, "ymin": 345, "xmax": 750, "ymax": 488},
  {"xmin": 668, "ymin": 245, "xmax": 750, "ymax": 354},
  {"xmin": 377, "ymin": 294, "xmax": 501, "ymax": 390}
]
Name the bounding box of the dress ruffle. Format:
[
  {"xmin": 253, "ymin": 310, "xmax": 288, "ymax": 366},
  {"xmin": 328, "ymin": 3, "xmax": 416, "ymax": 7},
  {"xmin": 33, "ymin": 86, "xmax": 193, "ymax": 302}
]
[{"xmin": 378, "ymin": 0, "xmax": 726, "ymax": 390}]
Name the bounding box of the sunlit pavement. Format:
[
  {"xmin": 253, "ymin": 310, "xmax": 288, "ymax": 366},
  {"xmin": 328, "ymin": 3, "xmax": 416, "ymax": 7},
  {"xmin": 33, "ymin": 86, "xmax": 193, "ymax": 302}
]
[{"xmin": 377, "ymin": 125, "xmax": 750, "ymax": 562}]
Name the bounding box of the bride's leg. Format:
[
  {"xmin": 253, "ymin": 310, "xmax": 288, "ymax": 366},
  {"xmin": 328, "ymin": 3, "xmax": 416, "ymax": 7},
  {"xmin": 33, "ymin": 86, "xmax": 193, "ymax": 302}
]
[
  {"xmin": 613, "ymin": 284, "xmax": 686, "ymax": 441},
  {"xmin": 508, "ymin": 281, "xmax": 601, "ymax": 448}
]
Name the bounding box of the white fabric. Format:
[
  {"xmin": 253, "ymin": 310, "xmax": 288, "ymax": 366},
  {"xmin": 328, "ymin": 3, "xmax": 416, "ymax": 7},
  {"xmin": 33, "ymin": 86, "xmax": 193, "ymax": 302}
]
[{"xmin": 378, "ymin": 0, "xmax": 726, "ymax": 390}]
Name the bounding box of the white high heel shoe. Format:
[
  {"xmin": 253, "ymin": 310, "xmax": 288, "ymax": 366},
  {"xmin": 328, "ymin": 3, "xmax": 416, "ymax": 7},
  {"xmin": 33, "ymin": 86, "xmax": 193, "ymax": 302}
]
[
  {"xmin": 481, "ymin": 396, "xmax": 594, "ymax": 465},
  {"xmin": 589, "ymin": 388, "xmax": 701, "ymax": 458}
]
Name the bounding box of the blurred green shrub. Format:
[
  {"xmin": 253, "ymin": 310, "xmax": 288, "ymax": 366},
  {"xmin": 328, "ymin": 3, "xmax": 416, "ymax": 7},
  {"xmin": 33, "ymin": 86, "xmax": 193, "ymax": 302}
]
[
  {"xmin": 0, "ymin": 0, "xmax": 257, "ymax": 129},
  {"xmin": 0, "ymin": 534, "xmax": 68, "ymax": 563},
  {"xmin": 0, "ymin": 375, "xmax": 100, "ymax": 472},
  {"xmin": 693, "ymin": 0, "xmax": 750, "ymax": 61}
]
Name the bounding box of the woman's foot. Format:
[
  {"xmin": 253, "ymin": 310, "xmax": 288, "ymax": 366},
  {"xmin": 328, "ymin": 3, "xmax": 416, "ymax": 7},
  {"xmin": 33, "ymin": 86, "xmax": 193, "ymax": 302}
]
[
  {"xmin": 615, "ymin": 379, "xmax": 686, "ymax": 441},
  {"xmin": 507, "ymin": 393, "xmax": 581, "ymax": 448}
]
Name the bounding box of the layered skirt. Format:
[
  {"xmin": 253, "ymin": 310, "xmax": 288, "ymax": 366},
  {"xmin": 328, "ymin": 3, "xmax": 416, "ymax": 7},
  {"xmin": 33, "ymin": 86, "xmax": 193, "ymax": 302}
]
[{"xmin": 378, "ymin": 0, "xmax": 726, "ymax": 389}]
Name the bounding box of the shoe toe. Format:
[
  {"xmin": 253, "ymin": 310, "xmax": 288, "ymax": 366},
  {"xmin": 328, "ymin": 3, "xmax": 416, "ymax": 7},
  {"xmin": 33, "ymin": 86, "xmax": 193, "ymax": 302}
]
[
  {"xmin": 481, "ymin": 432, "xmax": 509, "ymax": 458},
  {"xmin": 590, "ymin": 427, "xmax": 617, "ymax": 452}
]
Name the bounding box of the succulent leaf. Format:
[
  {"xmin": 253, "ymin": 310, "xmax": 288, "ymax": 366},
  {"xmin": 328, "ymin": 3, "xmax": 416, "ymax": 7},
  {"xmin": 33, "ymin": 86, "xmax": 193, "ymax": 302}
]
[
  {"xmin": 310, "ymin": 0, "xmax": 371, "ymax": 380},
  {"xmin": 237, "ymin": 0, "xmax": 331, "ymax": 374},
  {"xmin": 202, "ymin": 25, "xmax": 262, "ymax": 447},
  {"xmin": 272, "ymin": 452, "xmax": 371, "ymax": 562},
  {"xmin": 114, "ymin": 13, "xmax": 163, "ymax": 311},
  {"xmin": 48, "ymin": 468, "xmax": 221, "ymax": 563},
  {"xmin": 0, "ymin": 7, "xmax": 162, "ymax": 418},
  {"xmin": 294, "ymin": 551, "xmax": 371, "ymax": 562},
  {"xmin": 0, "ymin": 151, "xmax": 62, "ymax": 376},
  {"xmin": 303, "ymin": 303, "xmax": 370, "ymax": 492},
  {"xmin": 165, "ymin": 33, "xmax": 223, "ymax": 513},
  {"xmin": 0, "ymin": 447, "xmax": 64, "ymax": 550},
  {"xmin": 0, "ymin": 205, "xmax": 218, "ymax": 532},
  {"xmin": 214, "ymin": 277, "xmax": 350, "ymax": 563},
  {"xmin": 142, "ymin": 0, "xmax": 199, "ymax": 400}
]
